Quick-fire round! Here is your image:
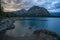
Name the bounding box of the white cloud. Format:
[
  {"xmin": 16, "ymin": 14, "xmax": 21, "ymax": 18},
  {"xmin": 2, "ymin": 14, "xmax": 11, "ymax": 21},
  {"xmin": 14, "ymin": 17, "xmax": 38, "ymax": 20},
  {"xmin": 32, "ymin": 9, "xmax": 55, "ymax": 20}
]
[
  {"xmin": 2, "ymin": 0, "xmax": 60, "ymax": 12},
  {"xmin": 49, "ymin": 8, "xmax": 60, "ymax": 12}
]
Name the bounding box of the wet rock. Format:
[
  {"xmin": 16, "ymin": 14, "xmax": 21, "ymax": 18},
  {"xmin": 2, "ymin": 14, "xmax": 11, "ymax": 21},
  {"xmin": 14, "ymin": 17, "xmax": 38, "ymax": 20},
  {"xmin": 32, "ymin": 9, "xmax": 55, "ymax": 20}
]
[
  {"xmin": 0, "ymin": 18, "xmax": 15, "ymax": 31},
  {"xmin": 28, "ymin": 27, "xmax": 32, "ymax": 30},
  {"xmin": 33, "ymin": 29, "xmax": 59, "ymax": 40}
]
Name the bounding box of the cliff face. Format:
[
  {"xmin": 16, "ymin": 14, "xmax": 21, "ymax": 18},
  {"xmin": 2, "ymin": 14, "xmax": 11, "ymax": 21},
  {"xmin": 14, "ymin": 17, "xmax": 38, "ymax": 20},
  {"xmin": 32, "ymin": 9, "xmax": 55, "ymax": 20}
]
[{"xmin": 27, "ymin": 6, "xmax": 51, "ymax": 16}]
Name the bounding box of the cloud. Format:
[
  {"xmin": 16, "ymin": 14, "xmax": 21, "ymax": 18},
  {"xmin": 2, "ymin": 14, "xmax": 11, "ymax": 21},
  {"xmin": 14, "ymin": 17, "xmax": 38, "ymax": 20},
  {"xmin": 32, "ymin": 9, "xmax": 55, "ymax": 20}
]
[
  {"xmin": 49, "ymin": 8, "xmax": 60, "ymax": 12},
  {"xmin": 49, "ymin": 1, "xmax": 60, "ymax": 9},
  {"xmin": 55, "ymin": 3, "xmax": 60, "ymax": 9},
  {"xmin": 2, "ymin": 0, "xmax": 60, "ymax": 12}
]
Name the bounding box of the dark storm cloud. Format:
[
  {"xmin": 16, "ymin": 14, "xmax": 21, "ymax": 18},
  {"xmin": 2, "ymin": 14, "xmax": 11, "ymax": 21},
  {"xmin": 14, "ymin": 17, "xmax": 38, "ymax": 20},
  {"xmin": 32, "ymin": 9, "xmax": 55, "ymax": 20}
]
[
  {"xmin": 55, "ymin": 3, "xmax": 60, "ymax": 9},
  {"xmin": 13, "ymin": 0, "xmax": 22, "ymax": 4}
]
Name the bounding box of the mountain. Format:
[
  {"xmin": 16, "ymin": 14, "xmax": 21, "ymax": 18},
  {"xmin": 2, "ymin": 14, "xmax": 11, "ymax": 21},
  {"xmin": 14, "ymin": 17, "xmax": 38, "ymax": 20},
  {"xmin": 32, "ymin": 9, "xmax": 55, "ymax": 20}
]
[
  {"xmin": 9, "ymin": 9, "xmax": 26, "ymax": 15},
  {"xmin": 15, "ymin": 9, "xmax": 26, "ymax": 15},
  {"xmin": 26, "ymin": 6, "xmax": 51, "ymax": 16},
  {"xmin": 6, "ymin": 6, "xmax": 51, "ymax": 17}
]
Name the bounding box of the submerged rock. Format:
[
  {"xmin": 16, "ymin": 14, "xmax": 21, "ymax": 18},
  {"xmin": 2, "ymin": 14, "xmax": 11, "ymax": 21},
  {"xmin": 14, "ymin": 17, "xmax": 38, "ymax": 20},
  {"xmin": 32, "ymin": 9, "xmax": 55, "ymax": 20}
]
[{"xmin": 28, "ymin": 27, "xmax": 32, "ymax": 30}]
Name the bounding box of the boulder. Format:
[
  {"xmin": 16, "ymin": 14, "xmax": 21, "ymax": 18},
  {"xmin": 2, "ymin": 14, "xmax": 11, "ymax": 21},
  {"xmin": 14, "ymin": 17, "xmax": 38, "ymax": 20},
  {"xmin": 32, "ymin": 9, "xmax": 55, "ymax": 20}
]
[{"xmin": 33, "ymin": 29, "xmax": 59, "ymax": 40}]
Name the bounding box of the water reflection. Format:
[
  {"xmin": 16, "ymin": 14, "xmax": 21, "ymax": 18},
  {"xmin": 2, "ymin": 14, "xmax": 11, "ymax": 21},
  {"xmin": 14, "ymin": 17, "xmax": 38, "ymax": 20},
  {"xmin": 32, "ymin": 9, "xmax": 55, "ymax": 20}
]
[
  {"xmin": 6, "ymin": 18, "xmax": 60, "ymax": 37},
  {"xmin": 46, "ymin": 18, "xmax": 60, "ymax": 36}
]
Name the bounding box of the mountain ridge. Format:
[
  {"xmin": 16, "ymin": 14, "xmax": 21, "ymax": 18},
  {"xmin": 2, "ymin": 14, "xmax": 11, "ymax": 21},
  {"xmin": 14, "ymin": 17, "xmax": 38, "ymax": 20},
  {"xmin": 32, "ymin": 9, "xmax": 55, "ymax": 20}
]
[{"xmin": 5, "ymin": 6, "xmax": 51, "ymax": 17}]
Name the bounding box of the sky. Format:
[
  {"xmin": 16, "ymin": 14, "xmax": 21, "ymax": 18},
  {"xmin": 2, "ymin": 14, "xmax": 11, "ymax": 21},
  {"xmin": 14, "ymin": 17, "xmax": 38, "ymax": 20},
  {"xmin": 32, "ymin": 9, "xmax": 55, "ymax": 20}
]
[{"xmin": 1, "ymin": 0, "xmax": 60, "ymax": 12}]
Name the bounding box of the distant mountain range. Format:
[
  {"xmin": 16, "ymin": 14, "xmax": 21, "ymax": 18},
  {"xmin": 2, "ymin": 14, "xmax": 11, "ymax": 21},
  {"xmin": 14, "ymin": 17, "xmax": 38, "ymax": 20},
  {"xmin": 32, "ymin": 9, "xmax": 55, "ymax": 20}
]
[
  {"xmin": 51, "ymin": 12, "xmax": 60, "ymax": 16},
  {"xmin": 9, "ymin": 9, "xmax": 26, "ymax": 15},
  {"xmin": 7, "ymin": 6, "xmax": 60, "ymax": 17}
]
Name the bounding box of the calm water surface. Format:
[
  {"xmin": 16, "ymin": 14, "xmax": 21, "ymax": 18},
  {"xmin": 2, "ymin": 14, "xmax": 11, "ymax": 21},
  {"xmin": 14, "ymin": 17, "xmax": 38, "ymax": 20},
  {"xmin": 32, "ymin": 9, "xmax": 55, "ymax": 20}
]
[{"xmin": 6, "ymin": 17, "xmax": 60, "ymax": 37}]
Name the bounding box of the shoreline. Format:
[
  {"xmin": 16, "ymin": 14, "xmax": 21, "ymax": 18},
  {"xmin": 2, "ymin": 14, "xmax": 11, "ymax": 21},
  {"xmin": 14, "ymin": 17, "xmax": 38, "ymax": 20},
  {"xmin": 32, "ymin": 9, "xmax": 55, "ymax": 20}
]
[
  {"xmin": 0, "ymin": 29, "xmax": 60, "ymax": 40},
  {"xmin": 0, "ymin": 18, "xmax": 60, "ymax": 40}
]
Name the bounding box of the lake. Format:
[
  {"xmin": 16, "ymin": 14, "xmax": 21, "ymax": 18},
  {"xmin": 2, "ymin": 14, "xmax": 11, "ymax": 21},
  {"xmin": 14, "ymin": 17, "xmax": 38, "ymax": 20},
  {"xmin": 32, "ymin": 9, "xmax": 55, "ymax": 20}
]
[{"xmin": 6, "ymin": 17, "xmax": 60, "ymax": 37}]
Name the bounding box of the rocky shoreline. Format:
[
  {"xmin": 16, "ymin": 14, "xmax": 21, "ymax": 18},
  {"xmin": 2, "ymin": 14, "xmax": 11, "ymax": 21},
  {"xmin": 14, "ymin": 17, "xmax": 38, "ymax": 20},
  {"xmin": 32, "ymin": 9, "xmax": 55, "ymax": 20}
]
[
  {"xmin": 33, "ymin": 29, "xmax": 60, "ymax": 40},
  {"xmin": 0, "ymin": 18, "xmax": 15, "ymax": 31},
  {"xmin": 0, "ymin": 29, "xmax": 60, "ymax": 40},
  {"xmin": 0, "ymin": 18, "xmax": 15, "ymax": 40}
]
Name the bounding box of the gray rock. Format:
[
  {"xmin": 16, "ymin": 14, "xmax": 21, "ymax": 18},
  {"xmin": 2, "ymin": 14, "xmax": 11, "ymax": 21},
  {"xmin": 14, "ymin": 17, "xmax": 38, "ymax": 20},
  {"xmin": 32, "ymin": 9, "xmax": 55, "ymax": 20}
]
[
  {"xmin": 33, "ymin": 29, "xmax": 59, "ymax": 40},
  {"xmin": 0, "ymin": 18, "xmax": 15, "ymax": 31}
]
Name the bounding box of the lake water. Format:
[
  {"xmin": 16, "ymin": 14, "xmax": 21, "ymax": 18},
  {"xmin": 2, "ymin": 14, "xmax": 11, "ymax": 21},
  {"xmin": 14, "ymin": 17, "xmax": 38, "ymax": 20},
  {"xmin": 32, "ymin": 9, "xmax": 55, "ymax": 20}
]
[{"xmin": 6, "ymin": 17, "xmax": 60, "ymax": 37}]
